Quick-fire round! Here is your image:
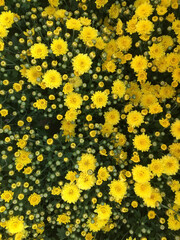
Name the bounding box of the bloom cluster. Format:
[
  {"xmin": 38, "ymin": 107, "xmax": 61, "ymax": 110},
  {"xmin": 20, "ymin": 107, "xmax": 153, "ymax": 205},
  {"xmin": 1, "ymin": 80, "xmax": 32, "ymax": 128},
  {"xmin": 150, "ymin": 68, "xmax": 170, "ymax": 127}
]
[{"xmin": 0, "ymin": 0, "xmax": 180, "ymax": 239}]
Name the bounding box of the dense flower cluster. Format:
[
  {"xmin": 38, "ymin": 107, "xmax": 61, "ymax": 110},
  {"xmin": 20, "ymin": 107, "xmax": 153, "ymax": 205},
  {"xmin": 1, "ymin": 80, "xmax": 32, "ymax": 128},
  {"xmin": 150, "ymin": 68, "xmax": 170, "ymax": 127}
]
[{"xmin": 0, "ymin": 0, "xmax": 180, "ymax": 239}]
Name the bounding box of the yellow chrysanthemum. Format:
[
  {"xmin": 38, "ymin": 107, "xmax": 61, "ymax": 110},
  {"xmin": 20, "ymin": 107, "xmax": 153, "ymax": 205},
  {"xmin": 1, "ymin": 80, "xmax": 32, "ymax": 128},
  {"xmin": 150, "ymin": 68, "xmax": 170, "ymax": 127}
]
[
  {"xmin": 149, "ymin": 159, "xmax": 164, "ymax": 177},
  {"xmin": 72, "ymin": 53, "xmax": 92, "ymax": 76},
  {"xmin": 133, "ymin": 134, "xmax": 151, "ymax": 152},
  {"xmin": 65, "ymin": 92, "xmax": 83, "ymax": 109},
  {"xmin": 111, "ymin": 79, "xmax": 126, "ymax": 98},
  {"xmin": 51, "ymin": 37, "xmax": 68, "ymax": 56},
  {"xmin": 77, "ymin": 172, "xmax": 96, "ymax": 190},
  {"xmin": 140, "ymin": 93, "xmax": 157, "ymax": 109},
  {"xmin": 104, "ymin": 108, "xmax": 120, "ymax": 125},
  {"xmin": 79, "ymin": 26, "xmax": 98, "ymax": 45},
  {"xmin": 162, "ymin": 155, "xmax": 179, "ymax": 176},
  {"xmin": 0, "ymin": 11, "xmax": 14, "ymax": 28},
  {"xmin": 169, "ymin": 143, "xmax": 180, "ymax": 160},
  {"xmin": 6, "ymin": 217, "xmax": 24, "ymax": 234},
  {"xmin": 132, "ymin": 165, "xmax": 151, "ymax": 183},
  {"xmin": 43, "ymin": 69, "xmax": 62, "ymax": 89},
  {"xmin": 34, "ymin": 99, "xmax": 48, "ymax": 110},
  {"xmin": 0, "ymin": 25, "xmax": 8, "ymax": 38},
  {"xmin": 134, "ymin": 182, "xmax": 152, "ymax": 198},
  {"xmin": 57, "ymin": 214, "xmax": 70, "ymax": 224},
  {"xmin": 109, "ymin": 180, "xmax": 127, "ymax": 201},
  {"xmin": 78, "ymin": 153, "xmax": 96, "ymax": 172},
  {"xmin": 171, "ymin": 119, "xmax": 180, "ymax": 140},
  {"xmin": 61, "ymin": 183, "xmax": 80, "ymax": 204},
  {"xmin": 168, "ymin": 215, "xmax": 180, "ymax": 231},
  {"xmin": 66, "ymin": 18, "xmax": 82, "ymax": 31},
  {"xmin": 95, "ymin": 203, "xmax": 112, "ymax": 220},
  {"xmin": 26, "ymin": 66, "xmax": 42, "ymax": 85},
  {"xmin": 148, "ymin": 43, "xmax": 165, "ymax": 59},
  {"xmin": 127, "ymin": 110, "xmax": 144, "ymax": 128},
  {"xmin": 97, "ymin": 167, "xmax": 110, "ymax": 181},
  {"xmin": 28, "ymin": 193, "xmax": 41, "ymax": 206},
  {"xmin": 30, "ymin": 43, "xmax": 48, "ymax": 59},
  {"xmin": 91, "ymin": 91, "xmax": 108, "ymax": 108},
  {"xmin": 131, "ymin": 55, "xmax": 148, "ymax": 73},
  {"xmin": 1, "ymin": 190, "xmax": 14, "ymax": 202},
  {"xmin": 88, "ymin": 215, "xmax": 108, "ymax": 232},
  {"xmin": 48, "ymin": 0, "xmax": 59, "ymax": 7},
  {"xmin": 116, "ymin": 35, "xmax": 132, "ymax": 52},
  {"xmin": 143, "ymin": 189, "xmax": 162, "ymax": 208},
  {"xmin": 65, "ymin": 109, "xmax": 78, "ymax": 122},
  {"xmin": 15, "ymin": 150, "xmax": 32, "ymax": 167},
  {"xmin": 135, "ymin": 2, "xmax": 153, "ymax": 19},
  {"xmin": 136, "ymin": 19, "xmax": 154, "ymax": 35}
]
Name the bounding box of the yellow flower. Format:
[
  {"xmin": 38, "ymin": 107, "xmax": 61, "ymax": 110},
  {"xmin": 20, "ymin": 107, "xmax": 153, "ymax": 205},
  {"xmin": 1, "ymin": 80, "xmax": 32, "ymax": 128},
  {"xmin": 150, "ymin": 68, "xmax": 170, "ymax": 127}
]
[
  {"xmin": 148, "ymin": 210, "xmax": 156, "ymax": 219},
  {"xmin": 88, "ymin": 215, "xmax": 108, "ymax": 232},
  {"xmin": 0, "ymin": 0, "xmax": 5, "ymax": 6},
  {"xmin": 91, "ymin": 91, "xmax": 108, "ymax": 108},
  {"xmin": 28, "ymin": 193, "xmax": 41, "ymax": 206},
  {"xmin": 1, "ymin": 190, "xmax": 14, "ymax": 202},
  {"xmin": 65, "ymin": 92, "xmax": 83, "ymax": 109},
  {"xmin": 0, "ymin": 39, "xmax": 4, "ymax": 51},
  {"xmin": 61, "ymin": 183, "xmax": 80, "ymax": 204},
  {"xmin": 43, "ymin": 69, "xmax": 62, "ymax": 89},
  {"xmin": 0, "ymin": 109, "xmax": 8, "ymax": 117},
  {"xmin": 134, "ymin": 182, "xmax": 152, "ymax": 198},
  {"xmin": 23, "ymin": 167, "xmax": 33, "ymax": 175},
  {"xmin": 6, "ymin": 216, "xmax": 25, "ymax": 234},
  {"xmin": 0, "ymin": 11, "xmax": 15, "ymax": 29},
  {"xmin": 140, "ymin": 93, "xmax": 157, "ymax": 109},
  {"xmin": 79, "ymin": 26, "xmax": 98, "ymax": 45},
  {"xmin": 171, "ymin": 119, "xmax": 180, "ymax": 140},
  {"xmin": 51, "ymin": 37, "xmax": 68, "ymax": 56},
  {"xmin": 15, "ymin": 150, "xmax": 32, "ymax": 167},
  {"xmin": 136, "ymin": 19, "xmax": 154, "ymax": 35},
  {"xmin": 0, "ymin": 25, "xmax": 8, "ymax": 38},
  {"xmin": 148, "ymin": 43, "xmax": 165, "ymax": 59},
  {"xmin": 65, "ymin": 171, "xmax": 77, "ymax": 183},
  {"xmin": 149, "ymin": 103, "xmax": 163, "ymax": 114},
  {"xmin": 34, "ymin": 99, "xmax": 48, "ymax": 110},
  {"xmin": 135, "ymin": 2, "xmax": 153, "ymax": 19},
  {"xmin": 66, "ymin": 18, "xmax": 82, "ymax": 31},
  {"xmin": 51, "ymin": 186, "xmax": 61, "ymax": 195},
  {"xmin": 78, "ymin": 153, "xmax": 96, "ymax": 172},
  {"xmin": 48, "ymin": 0, "xmax": 59, "ymax": 7},
  {"xmin": 133, "ymin": 134, "xmax": 151, "ymax": 152},
  {"xmin": 127, "ymin": 110, "xmax": 144, "ymax": 128},
  {"xmin": 132, "ymin": 165, "xmax": 151, "ymax": 183},
  {"xmin": 159, "ymin": 118, "xmax": 170, "ymax": 128},
  {"xmin": 65, "ymin": 109, "xmax": 78, "ymax": 122},
  {"xmin": 109, "ymin": 179, "xmax": 127, "ymax": 201},
  {"xmin": 77, "ymin": 172, "xmax": 96, "ymax": 190},
  {"xmin": 95, "ymin": 203, "xmax": 112, "ymax": 220},
  {"xmin": 168, "ymin": 215, "xmax": 180, "ymax": 231},
  {"xmin": 156, "ymin": 5, "xmax": 167, "ymax": 16},
  {"xmin": 97, "ymin": 167, "xmax": 110, "ymax": 181},
  {"xmin": 95, "ymin": 37, "xmax": 106, "ymax": 50},
  {"xmin": 108, "ymin": 3, "xmax": 121, "ymax": 19},
  {"xmin": 105, "ymin": 60, "xmax": 116, "ymax": 73},
  {"xmin": 57, "ymin": 214, "xmax": 70, "ymax": 224},
  {"xmin": 13, "ymin": 83, "xmax": 22, "ymax": 92},
  {"xmin": 169, "ymin": 143, "xmax": 180, "ymax": 160},
  {"xmin": 16, "ymin": 139, "xmax": 27, "ymax": 149},
  {"xmin": 79, "ymin": 17, "xmax": 91, "ymax": 26},
  {"xmin": 116, "ymin": 35, "xmax": 132, "ymax": 52},
  {"xmin": 104, "ymin": 108, "xmax": 120, "ymax": 125},
  {"xmin": 172, "ymin": 67, "xmax": 180, "ymax": 82},
  {"xmin": 131, "ymin": 55, "xmax": 148, "ymax": 73},
  {"xmin": 162, "ymin": 155, "xmax": 179, "ymax": 176},
  {"xmin": 143, "ymin": 189, "xmax": 162, "ymax": 208},
  {"xmin": 72, "ymin": 53, "xmax": 92, "ymax": 76},
  {"xmin": 149, "ymin": 159, "xmax": 164, "ymax": 177},
  {"xmin": 95, "ymin": 0, "xmax": 108, "ymax": 8},
  {"xmin": 26, "ymin": 66, "xmax": 42, "ymax": 85},
  {"xmin": 30, "ymin": 43, "xmax": 48, "ymax": 59}
]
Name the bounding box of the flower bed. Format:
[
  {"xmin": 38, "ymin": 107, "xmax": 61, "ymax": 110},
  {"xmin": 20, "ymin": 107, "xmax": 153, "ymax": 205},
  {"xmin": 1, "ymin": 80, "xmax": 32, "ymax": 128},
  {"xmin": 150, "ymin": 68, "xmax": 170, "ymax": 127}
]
[{"xmin": 0, "ymin": 0, "xmax": 180, "ymax": 239}]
